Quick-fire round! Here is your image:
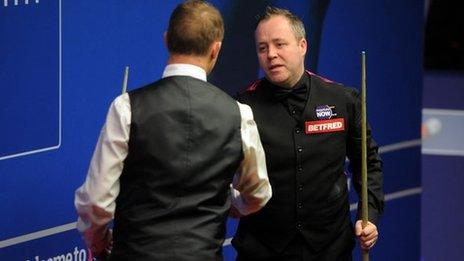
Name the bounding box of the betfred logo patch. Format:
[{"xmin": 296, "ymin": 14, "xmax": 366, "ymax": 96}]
[{"xmin": 305, "ymin": 118, "xmax": 345, "ymax": 134}]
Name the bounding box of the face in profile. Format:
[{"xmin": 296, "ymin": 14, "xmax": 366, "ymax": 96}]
[{"xmin": 255, "ymin": 15, "xmax": 307, "ymax": 88}]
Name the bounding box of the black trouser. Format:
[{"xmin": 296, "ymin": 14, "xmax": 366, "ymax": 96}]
[{"xmin": 235, "ymin": 225, "xmax": 354, "ymax": 261}]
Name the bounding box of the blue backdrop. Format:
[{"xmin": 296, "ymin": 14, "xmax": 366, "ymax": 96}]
[{"xmin": 0, "ymin": 1, "xmax": 423, "ymax": 260}]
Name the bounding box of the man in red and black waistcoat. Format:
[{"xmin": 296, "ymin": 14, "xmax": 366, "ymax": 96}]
[
  {"xmin": 232, "ymin": 6, "xmax": 384, "ymax": 261},
  {"xmin": 74, "ymin": 1, "xmax": 272, "ymax": 260}
]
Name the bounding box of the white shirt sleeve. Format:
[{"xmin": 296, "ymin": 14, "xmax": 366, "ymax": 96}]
[
  {"xmin": 231, "ymin": 102, "xmax": 272, "ymax": 216},
  {"xmin": 74, "ymin": 93, "xmax": 131, "ymax": 253}
]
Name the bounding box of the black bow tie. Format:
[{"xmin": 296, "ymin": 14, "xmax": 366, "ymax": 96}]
[{"xmin": 272, "ymin": 85, "xmax": 307, "ymax": 102}]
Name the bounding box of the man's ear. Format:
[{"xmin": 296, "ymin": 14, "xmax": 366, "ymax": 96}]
[
  {"xmin": 210, "ymin": 41, "xmax": 222, "ymax": 60},
  {"xmin": 299, "ymin": 38, "xmax": 308, "ymax": 56}
]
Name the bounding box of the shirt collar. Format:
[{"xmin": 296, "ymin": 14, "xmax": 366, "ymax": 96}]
[{"xmin": 162, "ymin": 63, "xmax": 207, "ymax": 82}]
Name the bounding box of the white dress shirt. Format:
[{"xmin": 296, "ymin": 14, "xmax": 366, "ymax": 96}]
[{"xmin": 75, "ymin": 63, "xmax": 271, "ymax": 253}]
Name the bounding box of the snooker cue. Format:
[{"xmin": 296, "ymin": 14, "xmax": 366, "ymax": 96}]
[
  {"xmin": 122, "ymin": 66, "xmax": 129, "ymax": 94},
  {"xmin": 361, "ymin": 51, "xmax": 369, "ymax": 261}
]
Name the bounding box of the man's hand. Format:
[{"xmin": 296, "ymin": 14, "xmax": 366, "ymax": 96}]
[
  {"xmin": 355, "ymin": 220, "xmax": 378, "ymax": 251},
  {"xmin": 89, "ymin": 229, "xmax": 113, "ymax": 260}
]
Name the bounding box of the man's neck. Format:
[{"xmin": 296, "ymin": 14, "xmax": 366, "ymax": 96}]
[
  {"xmin": 168, "ymin": 54, "xmax": 209, "ymax": 73},
  {"xmin": 270, "ymin": 69, "xmax": 306, "ymax": 89}
]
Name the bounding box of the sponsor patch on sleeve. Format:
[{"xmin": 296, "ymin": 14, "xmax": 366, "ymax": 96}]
[{"xmin": 305, "ymin": 118, "xmax": 345, "ymax": 134}]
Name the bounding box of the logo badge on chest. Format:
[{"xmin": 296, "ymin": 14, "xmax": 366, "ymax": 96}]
[
  {"xmin": 315, "ymin": 105, "xmax": 337, "ymax": 120},
  {"xmin": 305, "ymin": 118, "xmax": 345, "ymax": 134},
  {"xmin": 306, "ymin": 105, "xmax": 344, "ymax": 135}
]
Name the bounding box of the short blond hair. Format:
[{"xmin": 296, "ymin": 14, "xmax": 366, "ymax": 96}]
[{"xmin": 167, "ymin": 0, "xmax": 224, "ymax": 56}]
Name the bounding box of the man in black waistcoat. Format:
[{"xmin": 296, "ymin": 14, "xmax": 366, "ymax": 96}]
[
  {"xmin": 74, "ymin": 1, "xmax": 272, "ymax": 260},
  {"xmin": 232, "ymin": 7, "xmax": 384, "ymax": 261}
]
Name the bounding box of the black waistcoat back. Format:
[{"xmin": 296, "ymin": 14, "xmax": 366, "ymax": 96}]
[
  {"xmin": 236, "ymin": 74, "xmax": 353, "ymax": 253},
  {"xmin": 111, "ymin": 76, "xmax": 243, "ymax": 261}
]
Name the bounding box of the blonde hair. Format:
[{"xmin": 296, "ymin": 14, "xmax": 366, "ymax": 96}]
[{"xmin": 167, "ymin": 0, "xmax": 224, "ymax": 56}]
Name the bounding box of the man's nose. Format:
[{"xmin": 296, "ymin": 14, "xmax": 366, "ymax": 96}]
[{"xmin": 267, "ymin": 45, "xmax": 278, "ymax": 59}]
